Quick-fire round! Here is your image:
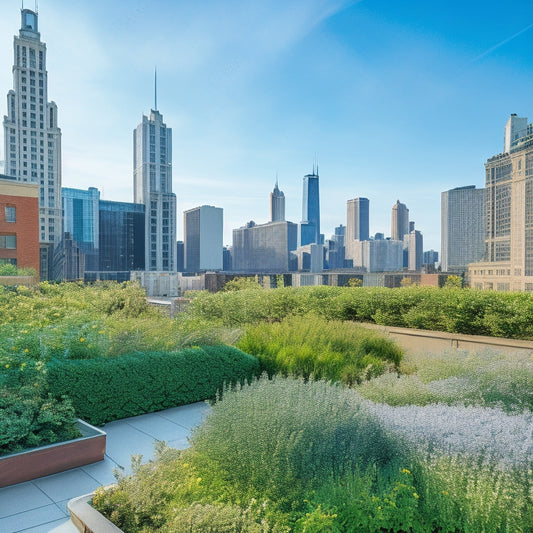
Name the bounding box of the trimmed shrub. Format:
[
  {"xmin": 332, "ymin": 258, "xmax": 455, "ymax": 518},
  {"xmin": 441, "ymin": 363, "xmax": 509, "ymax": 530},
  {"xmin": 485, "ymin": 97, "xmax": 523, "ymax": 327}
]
[{"xmin": 46, "ymin": 346, "xmax": 259, "ymax": 425}]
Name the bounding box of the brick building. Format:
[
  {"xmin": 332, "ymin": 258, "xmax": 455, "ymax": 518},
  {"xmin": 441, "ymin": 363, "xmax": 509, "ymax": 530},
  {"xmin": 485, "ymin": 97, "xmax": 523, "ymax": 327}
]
[{"xmin": 0, "ymin": 176, "xmax": 39, "ymax": 275}]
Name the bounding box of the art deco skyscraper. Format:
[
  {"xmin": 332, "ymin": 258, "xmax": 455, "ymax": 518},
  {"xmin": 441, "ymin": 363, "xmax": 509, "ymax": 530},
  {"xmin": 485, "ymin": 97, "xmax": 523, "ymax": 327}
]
[
  {"xmin": 391, "ymin": 200, "xmax": 409, "ymax": 241},
  {"xmin": 133, "ymin": 105, "xmax": 176, "ymax": 272},
  {"xmin": 3, "ymin": 8, "xmax": 62, "ymax": 247},
  {"xmin": 270, "ymin": 179, "xmax": 285, "ymax": 222}
]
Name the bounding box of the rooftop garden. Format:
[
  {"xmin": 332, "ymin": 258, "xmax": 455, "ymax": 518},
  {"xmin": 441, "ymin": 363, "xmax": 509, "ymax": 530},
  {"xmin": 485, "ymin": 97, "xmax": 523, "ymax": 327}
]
[{"xmin": 1, "ymin": 281, "xmax": 531, "ymax": 531}]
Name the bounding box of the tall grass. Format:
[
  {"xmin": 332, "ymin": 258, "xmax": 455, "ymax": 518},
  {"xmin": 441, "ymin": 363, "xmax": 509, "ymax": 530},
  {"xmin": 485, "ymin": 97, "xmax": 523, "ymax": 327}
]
[{"xmin": 237, "ymin": 315, "xmax": 403, "ymax": 384}]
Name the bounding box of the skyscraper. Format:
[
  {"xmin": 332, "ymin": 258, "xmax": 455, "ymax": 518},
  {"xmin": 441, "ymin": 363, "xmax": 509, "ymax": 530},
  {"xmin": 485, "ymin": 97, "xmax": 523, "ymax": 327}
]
[
  {"xmin": 299, "ymin": 167, "xmax": 320, "ymax": 246},
  {"xmin": 133, "ymin": 106, "xmax": 176, "ymax": 272},
  {"xmin": 270, "ymin": 179, "xmax": 285, "ymax": 222},
  {"xmin": 3, "ymin": 7, "xmax": 62, "ymax": 250},
  {"xmin": 346, "ymin": 197, "xmax": 369, "ymax": 242},
  {"xmin": 183, "ymin": 205, "xmax": 223, "ymax": 272},
  {"xmin": 62, "ymin": 187, "xmax": 100, "ymax": 271},
  {"xmin": 441, "ymin": 185, "xmax": 485, "ymax": 273},
  {"xmin": 469, "ymin": 114, "xmax": 533, "ymax": 291},
  {"xmin": 391, "ymin": 200, "xmax": 409, "ymax": 241}
]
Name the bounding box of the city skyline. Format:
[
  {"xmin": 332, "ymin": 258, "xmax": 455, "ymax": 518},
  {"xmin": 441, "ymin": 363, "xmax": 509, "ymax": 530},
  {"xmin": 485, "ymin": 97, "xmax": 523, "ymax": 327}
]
[{"xmin": 1, "ymin": 1, "xmax": 532, "ymax": 249}]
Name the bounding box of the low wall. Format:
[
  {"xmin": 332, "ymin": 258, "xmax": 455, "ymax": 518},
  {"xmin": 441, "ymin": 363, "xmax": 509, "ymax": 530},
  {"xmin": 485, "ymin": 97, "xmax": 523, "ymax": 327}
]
[
  {"xmin": 0, "ymin": 275, "xmax": 38, "ymax": 287},
  {"xmin": 360, "ymin": 323, "xmax": 533, "ymax": 356}
]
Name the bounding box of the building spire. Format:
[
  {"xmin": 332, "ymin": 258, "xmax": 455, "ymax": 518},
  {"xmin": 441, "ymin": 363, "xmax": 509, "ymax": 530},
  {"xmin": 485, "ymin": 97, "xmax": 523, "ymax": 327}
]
[
  {"xmin": 154, "ymin": 66, "xmax": 157, "ymax": 111},
  {"xmin": 275, "ymin": 172, "xmax": 279, "ymax": 189}
]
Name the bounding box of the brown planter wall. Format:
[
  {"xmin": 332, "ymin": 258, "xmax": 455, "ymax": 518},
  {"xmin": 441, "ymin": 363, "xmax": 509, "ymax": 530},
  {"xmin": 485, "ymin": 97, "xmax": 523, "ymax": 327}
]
[
  {"xmin": 360, "ymin": 323, "xmax": 533, "ymax": 357},
  {"xmin": 0, "ymin": 419, "xmax": 106, "ymax": 488}
]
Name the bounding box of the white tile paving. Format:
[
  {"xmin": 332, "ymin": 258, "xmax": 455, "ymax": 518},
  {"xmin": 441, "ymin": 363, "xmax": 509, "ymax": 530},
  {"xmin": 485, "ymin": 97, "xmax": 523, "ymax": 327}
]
[{"xmin": 0, "ymin": 402, "xmax": 209, "ymax": 532}]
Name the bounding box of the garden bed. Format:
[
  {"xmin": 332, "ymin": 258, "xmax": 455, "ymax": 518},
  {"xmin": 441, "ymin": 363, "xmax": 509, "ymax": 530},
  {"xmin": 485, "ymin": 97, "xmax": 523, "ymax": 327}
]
[
  {"xmin": 68, "ymin": 491, "xmax": 123, "ymax": 533},
  {"xmin": 0, "ymin": 419, "xmax": 105, "ymax": 488}
]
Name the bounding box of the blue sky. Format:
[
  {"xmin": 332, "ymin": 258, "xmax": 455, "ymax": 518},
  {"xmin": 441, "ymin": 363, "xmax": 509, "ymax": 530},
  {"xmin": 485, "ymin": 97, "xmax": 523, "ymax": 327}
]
[{"xmin": 1, "ymin": 0, "xmax": 532, "ymax": 250}]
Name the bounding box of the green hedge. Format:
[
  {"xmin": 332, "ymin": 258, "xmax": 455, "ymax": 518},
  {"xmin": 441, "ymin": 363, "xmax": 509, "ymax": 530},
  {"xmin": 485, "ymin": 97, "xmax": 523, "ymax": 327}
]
[
  {"xmin": 46, "ymin": 346, "xmax": 259, "ymax": 425},
  {"xmin": 185, "ymin": 286, "xmax": 533, "ymax": 339}
]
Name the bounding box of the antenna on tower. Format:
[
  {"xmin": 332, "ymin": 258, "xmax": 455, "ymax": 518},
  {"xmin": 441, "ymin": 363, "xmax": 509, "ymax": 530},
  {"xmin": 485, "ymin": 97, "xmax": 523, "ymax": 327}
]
[
  {"xmin": 35, "ymin": 0, "xmax": 38, "ymax": 13},
  {"xmin": 154, "ymin": 66, "xmax": 158, "ymax": 111}
]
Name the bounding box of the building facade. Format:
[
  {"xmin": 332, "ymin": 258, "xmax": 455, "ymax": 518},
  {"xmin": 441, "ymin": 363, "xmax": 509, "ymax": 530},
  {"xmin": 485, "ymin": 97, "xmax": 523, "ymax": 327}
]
[
  {"xmin": 469, "ymin": 114, "xmax": 533, "ymax": 291},
  {"xmin": 3, "ymin": 8, "xmax": 62, "ymax": 251},
  {"xmin": 183, "ymin": 205, "xmax": 223, "ymax": 272},
  {"xmin": 347, "ymin": 239, "xmax": 404, "ymax": 272},
  {"xmin": 95, "ymin": 200, "xmax": 145, "ymax": 279},
  {"xmin": 406, "ymin": 229, "xmax": 423, "ymax": 271},
  {"xmin": 232, "ymin": 220, "xmax": 297, "ymax": 272},
  {"xmin": 270, "ymin": 180, "xmax": 285, "ymax": 222},
  {"xmin": 346, "ymin": 197, "xmax": 369, "ymax": 242},
  {"xmin": 62, "ymin": 187, "xmax": 100, "ymax": 271},
  {"xmin": 441, "ymin": 185, "xmax": 485, "ymax": 273},
  {"xmin": 299, "ymin": 168, "xmax": 320, "ymax": 246},
  {"xmin": 391, "ymin": 200, "xmax": 409, "ymax": 241},
  {"xmin": 133, "ymin": 109, "xmax": 176, "ymax": 271},
  {"xmin": 0, "ymin": 177, "xmax": 39, "ymax": 274}
]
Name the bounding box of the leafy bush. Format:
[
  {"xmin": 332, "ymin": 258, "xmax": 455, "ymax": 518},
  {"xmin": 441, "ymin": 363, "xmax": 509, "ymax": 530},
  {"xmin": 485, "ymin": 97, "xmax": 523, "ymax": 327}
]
[
  {"xmin": 184, "ymin": 286, "xmax": 533, "ymax": 339},
  {"xmin": 191, "ymin": 377, "xmax": 398, "ymax": 507},
  {"xmin": 0, "ymin": 263, "xmax": 37, "ymax": 276},
  {"xmin": 0, "ymin": 386, "xmax": 80, "ymax": 456},
  {"xmin": 46, "ymin": 346, "xmax": 259, "ymax": 425},
  {"xmin": 237, "ymin": 315, "xmax": 403, "ymax": 384}
]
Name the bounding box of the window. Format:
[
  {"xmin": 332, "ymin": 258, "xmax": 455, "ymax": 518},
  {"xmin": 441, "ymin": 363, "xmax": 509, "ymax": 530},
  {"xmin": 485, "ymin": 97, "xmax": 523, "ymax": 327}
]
[
  {"xmin": 0, "ymin": 235, "xmax": 16, "ymax": 249},
  {"xmin": 5, "ymin": 207, "xmax": 16, "ymax": 223}
]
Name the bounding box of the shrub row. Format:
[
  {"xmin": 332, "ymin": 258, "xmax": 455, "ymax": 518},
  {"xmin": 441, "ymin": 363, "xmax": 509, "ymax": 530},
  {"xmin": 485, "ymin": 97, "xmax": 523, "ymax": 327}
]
[
  {"xmin": 185, "ymin": 286, "xmax": 533, "ymax": 339},
  {"xmin": 46, "ymin": 345, "xmax": 259, "ymax": 425}
]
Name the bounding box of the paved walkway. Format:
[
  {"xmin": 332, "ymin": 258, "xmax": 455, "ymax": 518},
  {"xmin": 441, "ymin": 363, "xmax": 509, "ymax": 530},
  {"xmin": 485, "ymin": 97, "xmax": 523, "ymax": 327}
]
[{"xmin": 0, "ymin": 402, "xmax": 210, "ymax": 533}]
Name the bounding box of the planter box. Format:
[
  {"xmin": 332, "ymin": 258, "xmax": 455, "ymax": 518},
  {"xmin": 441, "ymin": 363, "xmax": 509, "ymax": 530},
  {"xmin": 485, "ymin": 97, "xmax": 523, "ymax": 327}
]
[
  {"xmin": 0, "ymin": 419, "xmax": 106, "ymax": 488},
  {"xmin": 68, "ymin": 491, "xmax": 124, "ymax": 533}
]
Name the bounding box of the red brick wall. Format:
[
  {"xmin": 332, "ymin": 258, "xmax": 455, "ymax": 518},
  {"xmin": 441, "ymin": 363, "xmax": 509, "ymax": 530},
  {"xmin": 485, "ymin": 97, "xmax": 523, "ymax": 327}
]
[{"xmin": 0, "ymin": 194, "xmax": 40, "ymax": 276}]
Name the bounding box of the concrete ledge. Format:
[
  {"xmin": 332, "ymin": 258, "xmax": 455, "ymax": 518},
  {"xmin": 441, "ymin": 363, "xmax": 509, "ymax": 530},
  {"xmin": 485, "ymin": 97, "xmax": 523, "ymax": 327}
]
[
  {"xmin": 68, "ymin": 491, "xmax": 124, "ymax": 533},
  {"xmin": 360, "ymin": 323, "xmax": 533, "ymax": 356}
]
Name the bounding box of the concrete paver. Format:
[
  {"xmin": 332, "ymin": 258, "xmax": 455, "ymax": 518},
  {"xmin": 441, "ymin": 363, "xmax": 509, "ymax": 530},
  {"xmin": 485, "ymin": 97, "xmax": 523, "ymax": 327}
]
[{"xmin": 0, "ymin": 402, "xmax": 209, "ymax": 532}]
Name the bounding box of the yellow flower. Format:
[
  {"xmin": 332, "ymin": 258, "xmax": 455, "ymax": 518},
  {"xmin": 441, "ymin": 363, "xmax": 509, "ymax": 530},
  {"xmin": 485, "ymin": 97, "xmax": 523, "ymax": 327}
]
[
  {"xmin": 196, "ymin": 477, "xmax": 202, "ymax": 483},
  {"xmin": 24, "ymin": 348, "xmax": 29, "ymax": 353},
  {"xmin": 5, "ymin": 364, "xmax": 9, "ymax": 368},
  {"xmin": 11, "ymin": 346, "xmax": 16, "ymax": 351},
  {"xmin": 80, "ymin": 337, "xmax": 84, "ymax": 342},
  {"xmin": 442, "ymin": 490, "xmax": 449, "ymax": 496},
  {"xmin": 413, "ymin": 493, "xmax": 419, "ymax": 499},
  {"xmin": 401, "ymin": 468, "xmax": 411, "ymax": 475},
  {"xmin": 98, "ymin": 330, "xmax": 105, "ymax": 335}
]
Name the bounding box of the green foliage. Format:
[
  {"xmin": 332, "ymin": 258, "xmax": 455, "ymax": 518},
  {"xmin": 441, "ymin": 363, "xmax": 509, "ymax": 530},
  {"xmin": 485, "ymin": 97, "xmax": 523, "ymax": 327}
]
[
  {"xmin": 185, "ymin": 285, "xmax": 533, "ymax": 339},
  {"xmin": 92, "ymin": 376, "xmax": 532, "ymax": 533},
  {"xmin": 191, "ymin": 377, "xmax": 398, "ymax": 508},
  {"xmin": 222, "ymin": 276, "xmax": 263, "ymax": 291},
  {"xmin": 444, "ymin": 274, "xmax": 463, "ymax": 289},
  {"xmin": 0, "ymin": 263, "xmax": 37, "ymax": 276},
  {"xmin": 346, "ymin": 277, "xmax": 362, "ymax": 287},
  {"xmin": 237, "ymin": 315, "xmax": 403, "ymax": 385},
  {"xmin": 357, "ymin": 349, "xmax": 533, "ymax": 413},
  {"xmin": 46, "ymin": 346, "xmax": 259, "ymax": 425},
  {"xmin": 0, "ymin": 386, "xmax": 80, "ymax": 456}
]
